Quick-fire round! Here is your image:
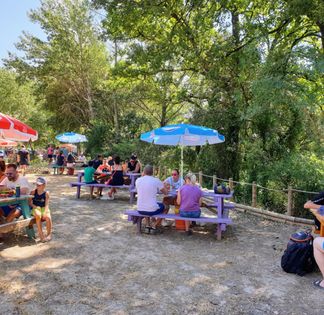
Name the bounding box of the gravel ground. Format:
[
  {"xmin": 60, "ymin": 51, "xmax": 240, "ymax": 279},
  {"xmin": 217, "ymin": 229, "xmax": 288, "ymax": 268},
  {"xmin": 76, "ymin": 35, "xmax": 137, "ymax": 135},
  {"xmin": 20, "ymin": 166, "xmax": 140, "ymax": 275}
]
[{"xmin": 0, "ymin": 174, "xmax": 323, "ymax": 315}]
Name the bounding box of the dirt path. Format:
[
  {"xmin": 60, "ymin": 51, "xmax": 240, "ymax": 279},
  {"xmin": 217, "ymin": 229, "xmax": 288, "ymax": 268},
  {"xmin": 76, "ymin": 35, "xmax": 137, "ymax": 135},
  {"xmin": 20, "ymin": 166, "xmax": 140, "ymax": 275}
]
[{"xmin": 0, "ymin": 174, "xmax": 323, "ymax": 315}]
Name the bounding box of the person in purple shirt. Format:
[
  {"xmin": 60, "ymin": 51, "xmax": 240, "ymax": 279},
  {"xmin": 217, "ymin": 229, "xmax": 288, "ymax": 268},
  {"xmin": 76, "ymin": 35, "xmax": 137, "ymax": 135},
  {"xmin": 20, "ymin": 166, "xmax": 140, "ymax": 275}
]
[{"xmin": 176, "ymin": 173, "xmax": 203, "ymax": 236}]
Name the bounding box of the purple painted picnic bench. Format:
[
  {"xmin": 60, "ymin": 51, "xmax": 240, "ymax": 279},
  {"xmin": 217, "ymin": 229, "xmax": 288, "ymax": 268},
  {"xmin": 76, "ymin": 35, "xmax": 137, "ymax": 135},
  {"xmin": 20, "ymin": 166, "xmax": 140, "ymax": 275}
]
[
  {"xmin": 70, "ymin": 171, "xmax": 141, "ymax": 203},
  {"xmin": 124, "ymin": 210, "xmax": 233, "ymax": 240}
]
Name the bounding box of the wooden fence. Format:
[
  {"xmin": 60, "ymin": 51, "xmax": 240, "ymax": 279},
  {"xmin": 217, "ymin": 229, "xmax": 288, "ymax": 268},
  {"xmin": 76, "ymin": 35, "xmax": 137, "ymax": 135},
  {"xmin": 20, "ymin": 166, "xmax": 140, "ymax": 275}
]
[{"xmin": 153, "ymin": 166, "xmax": 318, "ymax": 217}]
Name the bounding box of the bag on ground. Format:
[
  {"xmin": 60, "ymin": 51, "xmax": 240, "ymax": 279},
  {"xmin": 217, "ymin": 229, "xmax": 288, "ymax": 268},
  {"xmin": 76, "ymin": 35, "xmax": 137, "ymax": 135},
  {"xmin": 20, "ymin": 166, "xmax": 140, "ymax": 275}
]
[{"xmin": 281, "ymin": 230, "xmax": 317, "ymax": 276}]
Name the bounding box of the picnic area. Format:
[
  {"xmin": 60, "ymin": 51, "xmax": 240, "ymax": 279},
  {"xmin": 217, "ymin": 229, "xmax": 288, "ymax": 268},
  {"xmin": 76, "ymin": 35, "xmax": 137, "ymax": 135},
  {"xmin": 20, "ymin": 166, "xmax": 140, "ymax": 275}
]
[{"xmin": 1, "ymin": 173, "xmax": 323, "ymax": 315}]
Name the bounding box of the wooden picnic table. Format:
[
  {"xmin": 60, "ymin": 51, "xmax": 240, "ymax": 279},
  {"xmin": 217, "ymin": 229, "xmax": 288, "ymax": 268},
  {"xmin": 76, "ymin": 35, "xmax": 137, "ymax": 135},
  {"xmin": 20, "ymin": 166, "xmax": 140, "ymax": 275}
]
[
  {"xmin": 0, "ymin": 195, "xmax": 35, "ymax": 239},
  {"xmin": 73, "ymin": 171, "xmax": 141, "ymax": 203},
  {"xmin": 126, "ymin": 190, "xmax": 234, "ymax": 240}
]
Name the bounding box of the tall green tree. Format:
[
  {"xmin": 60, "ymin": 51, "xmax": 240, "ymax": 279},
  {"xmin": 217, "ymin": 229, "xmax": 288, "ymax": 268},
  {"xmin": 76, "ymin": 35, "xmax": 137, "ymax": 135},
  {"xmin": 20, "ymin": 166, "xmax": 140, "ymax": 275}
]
[{"xmin": 6, "ymin": 0, "xmax": 110, "ymax": 131}]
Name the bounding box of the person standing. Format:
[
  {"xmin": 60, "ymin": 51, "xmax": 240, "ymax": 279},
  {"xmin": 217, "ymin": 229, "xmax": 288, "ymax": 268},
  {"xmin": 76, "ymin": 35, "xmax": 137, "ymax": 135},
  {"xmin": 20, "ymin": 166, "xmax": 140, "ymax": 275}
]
[
  {"xmin": 47, "ymin": 145, "xmax": 54, "ymax": 164},
  {"xmin": 136, "ymin": 165, "xmax": 168, "ymax": 233},
  {"xmin": 17, "ymin": 145, "xmax": 30, "ymax": 176}
]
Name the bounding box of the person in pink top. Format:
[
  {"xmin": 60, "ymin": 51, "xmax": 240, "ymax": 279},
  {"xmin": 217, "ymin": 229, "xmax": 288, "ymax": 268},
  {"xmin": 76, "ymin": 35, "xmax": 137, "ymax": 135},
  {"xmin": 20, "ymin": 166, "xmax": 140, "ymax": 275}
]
[{"xmin": 176, "ymin": 173, "xmax": 203, "ymax": 236}]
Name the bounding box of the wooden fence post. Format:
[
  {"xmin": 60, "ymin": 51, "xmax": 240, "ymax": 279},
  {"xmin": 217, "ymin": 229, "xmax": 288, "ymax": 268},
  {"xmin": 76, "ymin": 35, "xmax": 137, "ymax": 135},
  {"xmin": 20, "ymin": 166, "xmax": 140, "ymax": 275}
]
[
  {"xmin": 252, "ymin": 181, "xmax": 257, "ymax": 208},
  {"xmin": 199, "ymin": 171, "xmax": 203, "ymax": 187},
  {"xmin": 164, "ymin": 166, "xmax": 167, "ymax": 178},
  {"xmin": 157, "ymin": 166, "xmax": 161, "ymax": 178},
  {"xmin": 229, "ymin": 178, "xmax": 234, "ymax": 200},
  {"xmin": 213, "ymin": 175, "xmax": 217, "ymax": 189},
  {"xmin": 287, "ymin": 186, "xmax": 293, "ymax": 216},
  {"xmin": 153, "ymin": 165, "xmax": 156, "ymax": 177}
]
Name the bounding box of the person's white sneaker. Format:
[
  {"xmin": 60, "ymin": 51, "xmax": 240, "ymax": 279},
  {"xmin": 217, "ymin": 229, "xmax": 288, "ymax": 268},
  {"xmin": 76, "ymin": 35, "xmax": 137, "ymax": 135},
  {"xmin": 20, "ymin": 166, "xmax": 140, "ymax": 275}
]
[
  {"xmin": 107, "ymin": 193, "xmax": 115, "ymax": 200},
  {"xmin": 100, "ymin": 195, "xmax": 110, "ymax": 200}
]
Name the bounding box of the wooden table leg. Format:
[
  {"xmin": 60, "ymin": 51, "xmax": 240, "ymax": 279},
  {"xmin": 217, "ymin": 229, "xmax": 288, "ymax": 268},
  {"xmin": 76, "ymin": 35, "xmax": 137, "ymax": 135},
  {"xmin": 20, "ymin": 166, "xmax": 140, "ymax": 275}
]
[{"xmin": 20, "ymin": 199, "xmax": 35, "ymax": 239}]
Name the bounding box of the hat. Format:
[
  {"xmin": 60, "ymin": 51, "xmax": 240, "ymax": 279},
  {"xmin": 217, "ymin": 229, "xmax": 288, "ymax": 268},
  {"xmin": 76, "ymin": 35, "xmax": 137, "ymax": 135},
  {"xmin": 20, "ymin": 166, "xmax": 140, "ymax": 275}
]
[
  {"xmin": 36, "ymin": 177, "xmax": 47, "ymax": 185},
  {"xmin": 130, "ymin": 154, "xmax": 137, "ymax": 160}
]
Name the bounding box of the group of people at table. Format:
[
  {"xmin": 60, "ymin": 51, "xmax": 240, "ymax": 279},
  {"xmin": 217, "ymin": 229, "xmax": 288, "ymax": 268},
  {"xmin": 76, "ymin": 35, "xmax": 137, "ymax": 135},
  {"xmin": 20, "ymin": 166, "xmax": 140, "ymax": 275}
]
[
  {"xmin": 83, "ymin": 154, "xmax": 203, "ymax": 235},
  {"xmin": 0, "ymin": 161, "xmax": 52, "ymax": 242}
]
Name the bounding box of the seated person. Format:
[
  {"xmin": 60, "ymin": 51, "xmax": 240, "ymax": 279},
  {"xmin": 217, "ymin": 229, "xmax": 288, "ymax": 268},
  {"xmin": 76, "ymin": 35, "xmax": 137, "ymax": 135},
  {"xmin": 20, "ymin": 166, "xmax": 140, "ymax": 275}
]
[
  {"xmin": 29, "ymin": 177, "xmax": 52, "ymax": 242},
  {"xmin": 0, "ymin": 160, "xmax": 6, "ymax": 182},
  {"xmin": 304, "ymin": 191, "xmax": 324, "ymax": 233},
  {"xmin": 0, "ymin": 163, "xmax": 31, "ymax": 222},
  {"xmin": 83, "ymin": 160, "xmax": 100, "ymax": 199},
  {"xmin": 92, "ymin": 154, "xmax": 103, "ymax": 170},
  {"xmin": 136, "ymin": 165, "xmax": 168, "ymax": 233},
  {"xmin": 127, "ymin": 154, "xmax": 141, "ymax": 173},
  {"xmin": 102, "ymin": 156, "xmax": 124, "ymax": 200},
  {"xmin": 176, "ymin": 173, "xmax": 203, "ymax": 236},
  {"xmin": 313, "ymin": 236, "xmax": 324, "ymax": 290},
  {"xmin": 163, "ymin": 169, "xmax": 184, "ymax": 212}
]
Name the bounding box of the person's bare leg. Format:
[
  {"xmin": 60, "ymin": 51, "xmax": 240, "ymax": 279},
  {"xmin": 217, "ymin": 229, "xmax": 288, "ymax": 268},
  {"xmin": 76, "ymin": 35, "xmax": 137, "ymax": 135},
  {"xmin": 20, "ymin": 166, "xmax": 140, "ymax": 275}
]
[
  {"xmin": 90, "ymin": 187, "xmax": 94, "ymax": 199},
  {"xmin": 44, "ymin": 214, "xmax": 52, "ymax": 241},
  {"xmin": 34, "ymin": 209, "xmax": 45, "ymax": 241},
  {"xmin": 185, "ymin": 220, "xmax": 190, "ymax": 232},
  {"xmin": 6, "ymin": 208, "xmax": 21, "ymax": 223},
  {"xmin": 314, "ymin": 237, "xmax": 324, "ymax": 288}
]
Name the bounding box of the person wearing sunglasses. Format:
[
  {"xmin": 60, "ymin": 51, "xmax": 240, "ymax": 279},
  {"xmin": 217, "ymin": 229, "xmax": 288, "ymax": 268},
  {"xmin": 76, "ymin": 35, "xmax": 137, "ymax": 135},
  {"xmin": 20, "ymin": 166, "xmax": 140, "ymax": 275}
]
[
  {"xmin": 163, "ymin": 169, "xmax": 184, "ymax": 213},
  {"xmin": 0, "ymin": 163, "xmax": 31, "ymax": 222}
]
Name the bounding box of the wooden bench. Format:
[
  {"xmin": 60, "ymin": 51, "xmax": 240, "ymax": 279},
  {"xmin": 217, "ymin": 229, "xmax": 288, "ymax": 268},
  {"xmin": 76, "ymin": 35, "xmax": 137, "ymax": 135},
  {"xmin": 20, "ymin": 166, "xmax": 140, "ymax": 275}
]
[
  {"xmin": 0, "ymin": 217, "xmax": 36, "ymax": 236},
  {"xmin": 124, "ymin": 210, "xmax": 232, "ymax": 240},
  {"xmin": 70, "ymin": 182, "xmax": 134, "ymax": 202},
  {"xmin": 309, "ymin": 208, "xmax": 324, "ymax": 236}
]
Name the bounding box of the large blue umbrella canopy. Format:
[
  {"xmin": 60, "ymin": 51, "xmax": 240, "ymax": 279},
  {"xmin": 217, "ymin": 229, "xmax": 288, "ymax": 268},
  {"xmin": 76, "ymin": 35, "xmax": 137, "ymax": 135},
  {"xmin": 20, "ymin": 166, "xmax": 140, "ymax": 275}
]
[
  {"xmin": 55, "ymin": 132, "xmax": 88, "ymax": 143},
  {"xmin": 140, "ymin": 124, "xmax": 225, "ymax": 177}
]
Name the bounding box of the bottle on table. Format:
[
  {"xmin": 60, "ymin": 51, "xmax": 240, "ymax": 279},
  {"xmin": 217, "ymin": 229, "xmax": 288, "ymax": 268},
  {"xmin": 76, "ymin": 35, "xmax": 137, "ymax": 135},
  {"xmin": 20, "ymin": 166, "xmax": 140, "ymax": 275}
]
[{"xmin": 15, "ymin": 185, "xmax": 21, "ymax": 197}]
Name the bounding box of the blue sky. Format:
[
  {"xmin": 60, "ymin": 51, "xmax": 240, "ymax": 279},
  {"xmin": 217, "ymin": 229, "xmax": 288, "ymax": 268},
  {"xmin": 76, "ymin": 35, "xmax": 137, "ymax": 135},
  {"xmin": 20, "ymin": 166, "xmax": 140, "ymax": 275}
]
[{"xmin": 0, "ymin": 0, "xmax": 44, "ymax": 65}]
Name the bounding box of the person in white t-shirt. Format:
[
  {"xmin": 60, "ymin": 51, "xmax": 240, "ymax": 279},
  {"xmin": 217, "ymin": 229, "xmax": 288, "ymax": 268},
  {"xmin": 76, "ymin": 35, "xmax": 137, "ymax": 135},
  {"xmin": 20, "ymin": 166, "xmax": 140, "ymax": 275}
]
[
  {"xmin": 136, "ymin": 165, "xmax": 168, "ymax": 234},
  {"xmin": 0, "ymin": 163, "xmax": 31, "ymax": 222}
]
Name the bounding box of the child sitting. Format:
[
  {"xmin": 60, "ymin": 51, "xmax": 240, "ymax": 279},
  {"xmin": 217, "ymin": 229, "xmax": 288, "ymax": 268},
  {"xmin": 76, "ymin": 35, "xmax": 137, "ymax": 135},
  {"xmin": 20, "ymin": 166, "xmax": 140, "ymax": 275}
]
[
  {"xmin": 84, "ymin": 160, "xmax": 99, "ymax": 198},
  {"xmin": 29, "ymin": 177, "xmax": 52, "ymax": 242}
]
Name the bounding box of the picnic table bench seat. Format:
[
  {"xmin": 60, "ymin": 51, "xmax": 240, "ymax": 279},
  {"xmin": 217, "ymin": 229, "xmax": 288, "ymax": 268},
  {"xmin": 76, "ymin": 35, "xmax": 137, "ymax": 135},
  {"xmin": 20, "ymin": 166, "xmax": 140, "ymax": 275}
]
[
  {"xmin": 124, "ymin": 210, "xmax": 232, "ymax": 240},
  {"xmin": 70, "ymin": 182, "xmax": 132, "ymax": 200},
  {"xmin": 0, "ymin": 217, "xmax": 36, "ymax": 234}
]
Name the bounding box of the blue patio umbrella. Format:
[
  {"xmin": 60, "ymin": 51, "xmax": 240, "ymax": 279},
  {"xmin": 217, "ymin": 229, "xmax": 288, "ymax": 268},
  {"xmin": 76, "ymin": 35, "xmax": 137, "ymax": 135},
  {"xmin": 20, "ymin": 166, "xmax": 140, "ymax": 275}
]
[
  {"xmin": 140, "ymin": 123, "xmax": 225, "ymax": 178},
  {"xmin": 55, "ymin": 132, "xmax": 88, "ymax": 143}
]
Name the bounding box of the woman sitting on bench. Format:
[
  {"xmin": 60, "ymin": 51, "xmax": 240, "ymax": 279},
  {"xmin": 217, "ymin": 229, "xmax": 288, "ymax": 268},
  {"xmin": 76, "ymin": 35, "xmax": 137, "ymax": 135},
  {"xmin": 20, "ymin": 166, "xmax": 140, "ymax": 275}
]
[
  {"xmin": 177, "ymin": 173, "xmax": 203, "ymax": 236},
  {"xmin": 102, "ymin": 156, "xmax": 124, "ymax": 200}
]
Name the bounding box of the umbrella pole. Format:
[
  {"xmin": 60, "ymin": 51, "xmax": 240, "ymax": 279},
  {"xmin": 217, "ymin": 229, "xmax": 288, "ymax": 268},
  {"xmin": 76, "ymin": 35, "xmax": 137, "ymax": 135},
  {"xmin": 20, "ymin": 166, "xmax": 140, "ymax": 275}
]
[{"xmin": 180, "ymin": 145, "xmax": 183, "ymax": 180}]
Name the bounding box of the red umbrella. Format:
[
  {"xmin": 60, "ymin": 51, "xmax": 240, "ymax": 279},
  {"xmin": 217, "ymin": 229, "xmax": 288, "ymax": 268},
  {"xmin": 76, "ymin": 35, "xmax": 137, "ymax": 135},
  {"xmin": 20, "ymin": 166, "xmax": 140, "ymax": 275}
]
[
  {"xmin": 0, "ymin": 113, "xmax": 38, "ymax": 142},
  {"xmin": 0, "ymin": 140, "xmax": 18, "ymax": 147}
]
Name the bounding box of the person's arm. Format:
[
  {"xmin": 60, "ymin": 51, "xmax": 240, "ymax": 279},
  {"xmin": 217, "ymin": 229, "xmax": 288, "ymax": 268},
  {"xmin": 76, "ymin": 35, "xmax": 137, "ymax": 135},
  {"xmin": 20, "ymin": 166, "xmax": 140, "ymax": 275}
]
[
  {"xmin": 44, "ymin": 191, "xmax": 50, "ymax": 212},
  {"xmin": 176, "ymin": 189, "xmax": 181, "ymax": 205},
  {"xmin": 17, "ymin": 153, "xmax": 20, "ymax": 163},
  {"xmin": 134, "ymin": 161, "xmax": 141, "ymax": 173},
  {"xmin": 28, "ymin": 190, "xmax": 36, "ymax": 208},
  {"xmin": 27, "ymin": 152, "xmax": 30, "ymax": 163},
  {"xmin": 304, "ymin": 200, "xmax": 321, "ymax": 210}
]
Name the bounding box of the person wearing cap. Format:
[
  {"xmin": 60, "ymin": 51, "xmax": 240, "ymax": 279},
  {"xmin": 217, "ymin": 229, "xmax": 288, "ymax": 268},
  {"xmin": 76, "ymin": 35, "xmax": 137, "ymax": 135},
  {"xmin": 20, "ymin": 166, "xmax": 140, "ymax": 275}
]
[
  {"xmin": 0, "ymin": 164, "xmax": 31, "ymax": 222},
  {"xmin": 29, "ymin": 177, "xmax": 52, "ymax": 242},
  {"xmin": 127, "ymin": 154, "xmax": 141, "ymax": 173}
]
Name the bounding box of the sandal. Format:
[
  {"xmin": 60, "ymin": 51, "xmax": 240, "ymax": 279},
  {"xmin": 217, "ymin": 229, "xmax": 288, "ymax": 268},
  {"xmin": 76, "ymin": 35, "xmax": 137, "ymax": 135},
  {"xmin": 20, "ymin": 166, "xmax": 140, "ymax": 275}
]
[
  {"xmin": 143, "ymin": 226, "xmax": 151, "ymax": 234},
  {"xmin": 313, "ymin": 279, "xmax": 324, "ymax": 290}
]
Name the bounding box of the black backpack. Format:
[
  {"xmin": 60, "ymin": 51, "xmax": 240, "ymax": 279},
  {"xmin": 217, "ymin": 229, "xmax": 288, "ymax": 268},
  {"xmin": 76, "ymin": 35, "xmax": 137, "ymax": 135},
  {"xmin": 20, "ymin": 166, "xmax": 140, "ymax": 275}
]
[{"xmin": 281, "ymin": 230, "xmax": 317, "ymax": 276}]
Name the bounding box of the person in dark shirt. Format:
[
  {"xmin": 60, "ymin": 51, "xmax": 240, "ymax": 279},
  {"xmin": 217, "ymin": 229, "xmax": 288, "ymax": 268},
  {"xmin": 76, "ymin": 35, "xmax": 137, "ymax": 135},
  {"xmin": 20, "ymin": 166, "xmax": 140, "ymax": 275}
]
[
  {"xmin": 92, "ymin": 155, "xmax": 103, "ymax": 170},
  {"xmin": 127, "ymin": 154, "xmax": 141, "ymax": 173},
  {"xmin": 29, "ymin": 177, "xmax": 52, "ymax": 242},
  {"xmin": 17, "ymin": 145, "xmax": 30, "ymax": 176},
  {"xmin": 56, "ymin": 151, "xmax": 65, "ymax": 175}
]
